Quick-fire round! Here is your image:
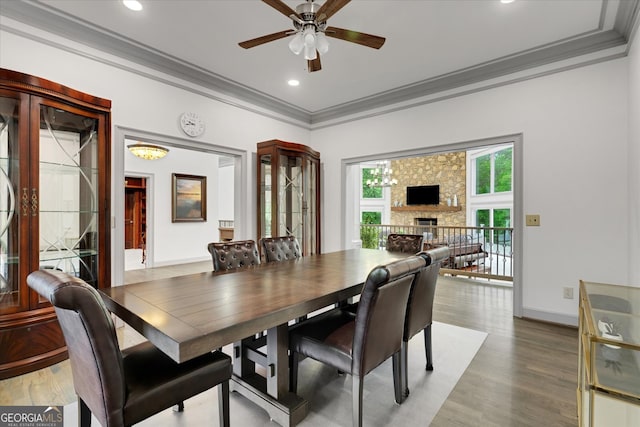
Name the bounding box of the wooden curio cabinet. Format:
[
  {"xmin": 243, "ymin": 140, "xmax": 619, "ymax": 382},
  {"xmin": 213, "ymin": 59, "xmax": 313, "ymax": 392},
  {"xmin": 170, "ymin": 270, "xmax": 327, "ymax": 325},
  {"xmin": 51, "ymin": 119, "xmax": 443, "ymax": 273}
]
[
  {"xmin": 0, "ymin": 69, "xmax": 111, "ymax": 379},
  {"xmin": 257, "ymin": 140, "xmax": 320, "ymax": 256}
]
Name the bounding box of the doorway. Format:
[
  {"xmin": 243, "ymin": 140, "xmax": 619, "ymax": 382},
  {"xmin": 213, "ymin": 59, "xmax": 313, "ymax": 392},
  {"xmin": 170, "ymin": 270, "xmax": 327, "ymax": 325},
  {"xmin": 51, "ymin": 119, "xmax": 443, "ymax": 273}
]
[
  {"xmin": 343, "ymin": 133, "xmax": 523, "ymax": 317},
  {"xmin": 125, "ymin": 176, "xmax": 148, "ymax": 270}
]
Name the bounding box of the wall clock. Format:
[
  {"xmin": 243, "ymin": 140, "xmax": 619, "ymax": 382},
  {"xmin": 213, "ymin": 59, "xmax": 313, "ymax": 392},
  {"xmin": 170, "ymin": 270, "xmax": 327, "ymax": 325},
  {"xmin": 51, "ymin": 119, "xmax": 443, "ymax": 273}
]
[{"xmin": 179, "ymin": 112, "xmax": 205, "ymax": 137}]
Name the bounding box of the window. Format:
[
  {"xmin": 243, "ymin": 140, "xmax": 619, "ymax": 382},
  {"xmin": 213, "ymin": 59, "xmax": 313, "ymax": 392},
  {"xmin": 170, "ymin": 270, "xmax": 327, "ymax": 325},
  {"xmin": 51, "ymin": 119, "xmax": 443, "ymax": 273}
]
[
  {"xmin": 468, "ymin": 143, "xmax": 514, "ymax": 246},
  {"xmin": 362, "ymin": 168, "xmax": 382, "ymax": 199},
  {"xmin": 475, "ymin": 208, "xmax": 511, "ymax": 245},
  {"xmin": 473, "ymin": 147, "xmax": 512, "ymax": 195},
  {"xmin": 494, "ymin": 148, "xmax": 512, "ymax": 193},
  {"xmin": 475, "ymin": 154, "xmax": 491, "ymax": 194},
  {"xmin": 362, "ymin": 211, "xmax": 382, "ymax": 224}
]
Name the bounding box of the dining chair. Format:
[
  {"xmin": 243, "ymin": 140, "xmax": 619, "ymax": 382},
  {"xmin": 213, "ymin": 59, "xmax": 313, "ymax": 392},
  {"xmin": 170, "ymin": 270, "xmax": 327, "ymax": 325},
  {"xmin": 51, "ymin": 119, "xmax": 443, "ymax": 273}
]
[
  {"xmin": 394, "ymin": 246, "xmax": 450, "ymax": 402},
  {"xmin": 386, "ymin": 233, "xmax": 424, "ymax": 253},
  {"xmin": 259, "ymin": 235, "xmax": 301, "ymax": 262},
  {"xmin": 27, "ymin": 269, "xmax": 232, "ymax": 427},
  {"xmin": 288, "ymin": 255, "xmax": 426, "ymax": 427},
  {"xmin": 208, "ymin": 239, "xmax": 261, "ymax": 272}
]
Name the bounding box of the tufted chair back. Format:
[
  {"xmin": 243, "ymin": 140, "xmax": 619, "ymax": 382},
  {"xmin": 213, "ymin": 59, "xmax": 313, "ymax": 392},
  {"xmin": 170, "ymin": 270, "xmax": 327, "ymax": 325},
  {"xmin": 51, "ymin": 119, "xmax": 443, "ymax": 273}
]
[
  {"xmin": 260, "ymin": 236, "xmax": 302, "ymax": 262},
  {"xmin": 387, "ymin": 233, "xmax": 423, "ymax": 253},
  {"xmin": 208, "ymin": 240, "xmax": 261, "ymax": 272}
]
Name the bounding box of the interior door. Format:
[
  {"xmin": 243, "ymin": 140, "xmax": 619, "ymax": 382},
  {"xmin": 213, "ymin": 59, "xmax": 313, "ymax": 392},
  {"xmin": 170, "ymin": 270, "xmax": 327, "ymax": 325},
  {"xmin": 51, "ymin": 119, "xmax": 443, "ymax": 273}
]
[{"xmin": 124, "ymin": 177, "xmax": 146, "ymax": 250}]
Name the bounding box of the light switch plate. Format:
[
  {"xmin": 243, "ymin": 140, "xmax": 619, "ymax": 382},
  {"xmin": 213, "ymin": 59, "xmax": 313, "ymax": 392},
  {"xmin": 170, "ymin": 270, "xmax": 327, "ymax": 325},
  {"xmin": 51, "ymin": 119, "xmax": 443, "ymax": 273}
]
[{"xmin": 526, "ymin": 214, "xmax": 540, "ymax": 226}]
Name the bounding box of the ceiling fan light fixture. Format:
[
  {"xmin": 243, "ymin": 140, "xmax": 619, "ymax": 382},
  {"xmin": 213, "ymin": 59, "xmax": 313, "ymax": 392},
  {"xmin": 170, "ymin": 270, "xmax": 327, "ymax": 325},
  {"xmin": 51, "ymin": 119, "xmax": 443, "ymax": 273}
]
[
  {"xmin": 315, "ymin": 32, "xmax": 329, "ymax": 55},
  {"xmin": 304, "ymin": 44, "xmax": 317, "ymax": 60},
  {"xmin": 289, "ymin": 33, "xmax": 304, "ymax": 55},
  {"xmin": 302, "ymin": 26, "xmax": 318, "ymax": 60}
]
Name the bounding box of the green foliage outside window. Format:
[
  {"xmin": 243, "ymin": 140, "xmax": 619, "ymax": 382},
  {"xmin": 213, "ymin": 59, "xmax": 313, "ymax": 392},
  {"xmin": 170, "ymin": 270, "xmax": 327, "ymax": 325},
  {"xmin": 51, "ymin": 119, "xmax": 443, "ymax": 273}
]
[
  {"xmin": 362, "ymin": 211, "xmax": 381, "ymax": 224},
  {"xmin": 476, "ymin": 209, "xmax": 490, "ymax": 227},
  {"xmin": 493, "ymin": 208, "xmax": 511, "ymax": 228},
  {"xmin": 360, "ymin": 211, "xmax": 381, "ymax": 249},
  {"xmin": 475, "ymin": 154, "xmax": 491, "ymax": 194},
  {"xmin": 362, "ymin": 168, "xmax": 383, "ymax": 198},
  {"xmin": 360, "ymin": 226, "xmax": 380, "ymax": 249},
  {"xmin": 494, "ymin": 148, "xmax": 512, "ymax": 192}
]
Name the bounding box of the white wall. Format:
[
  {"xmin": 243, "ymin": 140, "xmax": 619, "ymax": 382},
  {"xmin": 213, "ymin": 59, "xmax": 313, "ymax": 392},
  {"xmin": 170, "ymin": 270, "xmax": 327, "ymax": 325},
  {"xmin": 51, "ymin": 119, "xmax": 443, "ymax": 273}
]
[
  {"xmin": 218, "ymin": 164, "xmax": 235, "ymax": 221},
  {"xmin": 628, "ymin": 28, "xmax": 640, "ymax": 285},
  {"xmin": 312, "ymin": 58, "xmax": 630, "ymax": 323}
]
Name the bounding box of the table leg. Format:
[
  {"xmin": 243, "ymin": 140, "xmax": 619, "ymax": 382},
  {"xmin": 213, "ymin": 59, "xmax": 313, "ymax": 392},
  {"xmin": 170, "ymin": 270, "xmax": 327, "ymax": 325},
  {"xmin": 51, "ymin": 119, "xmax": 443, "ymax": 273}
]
[
  {"xmin": 267, "ymin": 323, "xmax": 289, "ymax": 398},
  {"xmin": 231, "ymin": 323, "xmax": 308, "ymax": 426}
]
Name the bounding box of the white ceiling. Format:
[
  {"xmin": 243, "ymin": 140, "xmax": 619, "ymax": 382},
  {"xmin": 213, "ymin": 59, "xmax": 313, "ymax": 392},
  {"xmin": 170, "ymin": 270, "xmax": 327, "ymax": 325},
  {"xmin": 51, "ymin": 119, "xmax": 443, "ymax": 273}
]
[{"xmin": 1, "ymin": 0, "xmax": 637, "ymax": 124}]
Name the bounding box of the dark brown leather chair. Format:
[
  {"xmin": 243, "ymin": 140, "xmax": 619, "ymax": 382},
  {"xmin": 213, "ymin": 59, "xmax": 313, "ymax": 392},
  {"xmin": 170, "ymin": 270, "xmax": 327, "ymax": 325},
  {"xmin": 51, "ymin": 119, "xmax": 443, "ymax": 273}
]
[
  {"xmin": 289, "ymin": 255, "xmax": 426, "ymax": 427},
  {"xmin": 208, "ymin": 240, "xmax": 260, "ymax": 272},
  {"xmin": 27, "ymin": 269, "xmax": 232, "ymax": 427},
  {"xmin": 394, "ymin": 246, "xmax": 450, "ymax": 402},
  {"xmin": 387, "ymin": 233, "xmax": 423, "ymax": 253},
  {"xmin": 260, "ymin": 236, "xmax": 301, "ymax": 262}
]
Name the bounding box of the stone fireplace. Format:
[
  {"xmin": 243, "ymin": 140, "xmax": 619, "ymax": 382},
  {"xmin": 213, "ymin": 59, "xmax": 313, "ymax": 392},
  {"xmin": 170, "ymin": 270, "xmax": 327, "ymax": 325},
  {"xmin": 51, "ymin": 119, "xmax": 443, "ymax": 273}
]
[{"xmin": 415, "ymin": 217, "xmax": 437, "ymax": 226}]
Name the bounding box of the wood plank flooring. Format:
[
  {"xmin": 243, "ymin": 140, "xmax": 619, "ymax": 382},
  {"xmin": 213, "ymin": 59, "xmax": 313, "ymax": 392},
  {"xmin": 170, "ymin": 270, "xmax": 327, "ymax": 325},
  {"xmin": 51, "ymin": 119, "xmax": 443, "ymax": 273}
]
[
  {"xmin": 0, "ymin": 262, "xmax": 578, "ymax": 426},
  {"xmin": 431, "ymin": 276, "xmax": 578, "ymax": 427}
]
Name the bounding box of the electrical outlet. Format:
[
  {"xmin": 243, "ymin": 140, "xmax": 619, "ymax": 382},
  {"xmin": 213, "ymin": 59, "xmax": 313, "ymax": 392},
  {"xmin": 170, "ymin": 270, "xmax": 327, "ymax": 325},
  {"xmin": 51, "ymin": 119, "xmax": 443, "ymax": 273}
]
[
  {"xmin": 526, "ymin": 214, "xmax": 540, "ymax": 226},
  {"xmin": 563, "ymin": 287, "xmax": 574, "ymax": 299}
]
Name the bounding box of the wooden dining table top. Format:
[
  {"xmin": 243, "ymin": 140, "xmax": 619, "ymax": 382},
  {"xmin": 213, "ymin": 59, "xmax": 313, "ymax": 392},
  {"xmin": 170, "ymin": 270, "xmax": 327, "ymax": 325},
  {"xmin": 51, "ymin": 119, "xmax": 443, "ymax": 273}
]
[{"xmin": 100, "ymin": 248, "xmax": 407, "ymax": 363}]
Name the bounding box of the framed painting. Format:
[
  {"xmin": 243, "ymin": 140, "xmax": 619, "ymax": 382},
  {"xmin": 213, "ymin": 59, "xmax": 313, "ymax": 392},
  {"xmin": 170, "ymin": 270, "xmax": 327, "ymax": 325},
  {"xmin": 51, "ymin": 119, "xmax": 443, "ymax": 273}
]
[{"xmin": 172, "ymin": 173, "xmax": 207, "ymax": 222}]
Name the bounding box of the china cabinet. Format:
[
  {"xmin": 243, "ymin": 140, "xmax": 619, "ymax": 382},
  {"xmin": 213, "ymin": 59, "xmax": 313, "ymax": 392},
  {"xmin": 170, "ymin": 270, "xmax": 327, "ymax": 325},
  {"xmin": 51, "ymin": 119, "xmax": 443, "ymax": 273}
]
[
  {"xmin": 0, "ymin": 69, "xmax": 111, "ymax": 379},
  {"xmin": 257, "ymin": 140, "xmax": 320, "ymax": 256},
  {"xmin": 578, "ymin": 280, "xmax": 640, "ymax": 426}
]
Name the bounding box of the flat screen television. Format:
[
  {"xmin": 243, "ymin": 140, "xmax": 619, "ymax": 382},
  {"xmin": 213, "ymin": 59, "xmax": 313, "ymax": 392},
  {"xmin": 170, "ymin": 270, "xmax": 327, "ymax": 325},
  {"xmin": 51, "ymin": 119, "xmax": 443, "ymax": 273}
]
[{"xmin": 406, "ymin": 185, "xmax": 440, "ymax": 205}]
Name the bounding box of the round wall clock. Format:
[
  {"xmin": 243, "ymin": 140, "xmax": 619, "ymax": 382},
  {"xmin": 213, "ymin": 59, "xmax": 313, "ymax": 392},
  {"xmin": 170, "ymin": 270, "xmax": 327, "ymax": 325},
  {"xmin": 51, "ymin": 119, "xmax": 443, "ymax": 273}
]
[{"xmin": 179, "ymin": 112, "xmax": 205, "ymax": 137}]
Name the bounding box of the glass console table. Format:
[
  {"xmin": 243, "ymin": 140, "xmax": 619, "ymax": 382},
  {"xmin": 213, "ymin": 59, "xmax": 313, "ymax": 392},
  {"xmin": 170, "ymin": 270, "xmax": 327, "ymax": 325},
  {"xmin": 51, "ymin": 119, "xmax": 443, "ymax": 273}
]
[{"xmin": 578, "ymin": 280, "xmax": 640, "ymax": 426}]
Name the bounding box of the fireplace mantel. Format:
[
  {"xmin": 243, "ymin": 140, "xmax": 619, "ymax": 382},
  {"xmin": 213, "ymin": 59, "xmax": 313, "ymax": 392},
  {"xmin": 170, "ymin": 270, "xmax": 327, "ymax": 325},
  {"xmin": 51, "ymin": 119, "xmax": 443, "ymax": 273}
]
[{"xmin": 391, "ymin": 205, "xmax": 462, "ymax": 212}]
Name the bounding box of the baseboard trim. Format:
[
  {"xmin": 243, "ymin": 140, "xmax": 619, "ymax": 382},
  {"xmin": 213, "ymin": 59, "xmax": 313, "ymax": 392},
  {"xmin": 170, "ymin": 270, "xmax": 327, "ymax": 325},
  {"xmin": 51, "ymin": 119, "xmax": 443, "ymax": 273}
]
[{"xmin": 522, "ymin": 308, "xmax": 578, "ymax": 327}]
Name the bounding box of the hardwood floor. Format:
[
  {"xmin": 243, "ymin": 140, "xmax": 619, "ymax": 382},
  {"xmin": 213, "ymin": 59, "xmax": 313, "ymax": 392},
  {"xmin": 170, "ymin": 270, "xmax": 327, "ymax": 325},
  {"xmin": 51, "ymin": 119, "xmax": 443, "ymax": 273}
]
[
  {"xmin": 431, "ymin": 276, "xmax": 578, "ymax": 427},
  {"xmin": 0, "ymin": 262, "xmax": 578, "ymax": 426}
]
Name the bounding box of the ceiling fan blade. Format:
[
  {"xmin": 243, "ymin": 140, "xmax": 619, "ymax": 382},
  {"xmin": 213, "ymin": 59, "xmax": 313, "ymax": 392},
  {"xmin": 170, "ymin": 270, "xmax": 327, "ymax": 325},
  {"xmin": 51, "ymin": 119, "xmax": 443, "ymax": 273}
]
[
  {"xmin": 316, "ymin": 0, "xmax": 351, "ymax": 21},
  {"xmin": 308, "ymin": 55, "xmax": 322, "ymax": 72},
  {"xmin": 325, "ymin": 26, "xmax": 386, "ymax": 49},
  {"xmin": 239, "ymin": 30, "xmax": 292, "ymax": 49},
  {"xmin": 262, "ymin": 0, "xmax": 300, "ymax": 19}
]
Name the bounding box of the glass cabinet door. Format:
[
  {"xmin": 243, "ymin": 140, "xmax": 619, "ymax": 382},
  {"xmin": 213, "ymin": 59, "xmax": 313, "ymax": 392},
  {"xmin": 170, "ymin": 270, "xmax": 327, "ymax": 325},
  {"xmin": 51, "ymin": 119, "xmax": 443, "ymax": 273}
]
[
  {"xmin": 303, "ymin": 156, "xmax": 318, "ymax": 255},
  {"xmin": 0, "ymin": 92, "xmax": 26, "ymax": 313},
  {"xmin": 35, "ymin": 100, "xmax": 100, "ymax": 307},
  {"xmin": 278, "ymin": 153, "xmax": 303, "ymax": 239},
  {"xmin": 259, "ymin": 154, "xmax": 272, "ymax": 238},
  {"xmin": 256, "ymin": 140, "xmax": 320, "ymax": 256}
]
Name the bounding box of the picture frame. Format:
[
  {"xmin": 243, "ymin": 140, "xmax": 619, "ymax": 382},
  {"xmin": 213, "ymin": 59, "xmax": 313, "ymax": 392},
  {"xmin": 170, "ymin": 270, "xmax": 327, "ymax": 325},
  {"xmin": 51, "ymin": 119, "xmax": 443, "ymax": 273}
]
[{"xmin": 172, "ymin": 173, "xmax": 207, "ymax": 222}]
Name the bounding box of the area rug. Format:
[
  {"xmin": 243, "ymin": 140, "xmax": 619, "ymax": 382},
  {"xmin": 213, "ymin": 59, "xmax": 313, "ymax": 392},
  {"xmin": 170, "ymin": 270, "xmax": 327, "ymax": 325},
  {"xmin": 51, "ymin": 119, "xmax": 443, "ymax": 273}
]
[{"xmin": 64, "ymin": 321, "xmax": 487, "ymax": 426}]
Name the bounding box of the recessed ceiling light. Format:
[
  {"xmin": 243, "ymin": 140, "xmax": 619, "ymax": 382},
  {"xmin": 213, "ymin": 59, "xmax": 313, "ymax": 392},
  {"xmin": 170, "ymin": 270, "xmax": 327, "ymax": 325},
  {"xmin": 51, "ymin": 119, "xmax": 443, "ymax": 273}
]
[
  {"xmin": 288, "ymin": 79, "xmax": 300, "ymax": 87},
  {"xmin": 123, "ymin": 1, "xmax": 143, "ymax": 11},
  {"xmin": 501, "ymin": 0, "xmax": 515, "ymax": 3}
]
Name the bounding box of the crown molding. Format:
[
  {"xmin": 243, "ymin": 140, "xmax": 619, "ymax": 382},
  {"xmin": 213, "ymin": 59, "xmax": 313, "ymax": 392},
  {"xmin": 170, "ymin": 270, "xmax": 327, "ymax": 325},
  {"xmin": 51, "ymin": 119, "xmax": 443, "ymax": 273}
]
[{"xmin": 1, "ymin": 0, "xmax": 637, "ymax": 127}]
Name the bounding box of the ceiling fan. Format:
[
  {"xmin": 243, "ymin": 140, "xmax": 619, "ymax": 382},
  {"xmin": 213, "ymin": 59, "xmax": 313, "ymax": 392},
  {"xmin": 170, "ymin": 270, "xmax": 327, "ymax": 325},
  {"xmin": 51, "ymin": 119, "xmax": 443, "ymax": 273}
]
[{"xmin": 238, "ymin": 0, "xmax": 386, "ymax": 72}]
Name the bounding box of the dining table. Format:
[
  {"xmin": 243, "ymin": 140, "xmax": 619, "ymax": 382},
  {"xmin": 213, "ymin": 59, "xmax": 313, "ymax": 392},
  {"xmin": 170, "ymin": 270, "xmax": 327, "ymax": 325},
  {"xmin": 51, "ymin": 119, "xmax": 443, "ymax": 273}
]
[{"xmin": 100, "ymin": 248, "xmax": 408, "ymax": 427}]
